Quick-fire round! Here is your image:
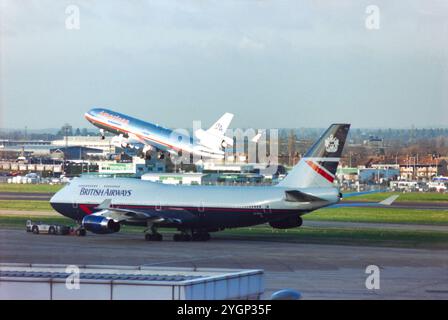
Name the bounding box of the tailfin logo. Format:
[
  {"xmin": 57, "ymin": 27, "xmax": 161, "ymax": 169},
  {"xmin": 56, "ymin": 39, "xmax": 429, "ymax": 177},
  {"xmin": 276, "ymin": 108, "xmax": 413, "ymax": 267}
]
[{"xmin": 325, "ymin": 135, "xmax": 339, "ymax": 153}]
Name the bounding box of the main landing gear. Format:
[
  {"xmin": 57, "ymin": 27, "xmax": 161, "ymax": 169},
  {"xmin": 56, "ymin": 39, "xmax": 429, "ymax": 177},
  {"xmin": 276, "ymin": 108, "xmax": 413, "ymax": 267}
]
[
  {"xmin": 74, "ymin": 224, "xmax": 86, "ymax": 236},
  {"xmin": 143, "ymin": 225, "xmax": 211, "ymax": 242},
  {"xmin": 173, "ymin": 230, "xmax": 211, "ymax": 242},
  {"xmin": 145, "ymin": 233, "xmax": 162, "ymax": 241},
  {"xmin": 144, "ymin": 224, "xmax": 163, "ymax": 241}
]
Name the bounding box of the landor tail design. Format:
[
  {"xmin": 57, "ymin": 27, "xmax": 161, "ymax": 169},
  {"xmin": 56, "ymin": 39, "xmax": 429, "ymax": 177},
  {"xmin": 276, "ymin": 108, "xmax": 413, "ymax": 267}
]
[{"xmin": 277, "ymin": 124, "xmax": 350, "ymax": 188}]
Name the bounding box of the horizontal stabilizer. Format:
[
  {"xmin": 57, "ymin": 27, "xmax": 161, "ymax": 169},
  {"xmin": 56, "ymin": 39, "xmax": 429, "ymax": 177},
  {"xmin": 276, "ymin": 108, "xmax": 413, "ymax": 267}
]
[
  {"xmin": 252, "ymin": 131, "xmax": 264, "ymax": 143},
  {"xmin": 330, "ymin": 194, "xmax": 400, "ymax": 208},
  {"xmin": 285, "ymin": 190, "xmax": 326, "ymax": 203},
  {"xmin": 379, "ymin": 195, "xmax": 399, "ymax": 206}
]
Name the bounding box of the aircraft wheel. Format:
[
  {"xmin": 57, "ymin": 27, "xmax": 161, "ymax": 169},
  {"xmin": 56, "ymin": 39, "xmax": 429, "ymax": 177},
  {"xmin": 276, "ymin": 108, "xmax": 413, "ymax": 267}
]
[
  {"xmin": 146, "ymin": 233, "xmax": 163, "ymax": 241},
  {"xmin": 49, "ymin": 226, "xmax": 56, "ymax": 235},
  {"xmin": 202, "ymin": 233, "xmax": 211, "ymax": 241},
  {"xmin": 76, "ymin": 229, "xmax": 86, "ymax": 236},
  {"xmin": 192, "ymin": 233, "xmax": 200, "ymax": 241},
  {"xmin": 32, "ymin": 226, "xmax": 39, "ymax": 234},
  {"xmin": 192, "ymin": 232, "xmax": 210, "ymax": 241},
  {"xmin": 173, "ymin": 234, "xmax": 191, "ymax": 241}
]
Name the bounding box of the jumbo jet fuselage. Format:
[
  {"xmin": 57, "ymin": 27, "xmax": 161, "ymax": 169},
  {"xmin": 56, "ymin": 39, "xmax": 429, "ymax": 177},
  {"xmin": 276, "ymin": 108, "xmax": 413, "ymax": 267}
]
[{"xmin": 50, "ymin": 178, "xmax": 340, "ymax": 230}]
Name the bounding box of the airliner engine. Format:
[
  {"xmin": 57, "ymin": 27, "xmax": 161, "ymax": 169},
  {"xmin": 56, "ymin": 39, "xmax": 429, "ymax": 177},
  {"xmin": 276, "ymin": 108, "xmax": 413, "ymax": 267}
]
[
  {"xmin": 111, "ymin": 135, "xmax": 131, "ymax": 149},
  {"xmin": 81, "ymin": 215, "xmax": 120, "ymax": 234},
  {"xmin": 269, "ymin": 216, "xmax": 303, "ymax": 229},
  {"xmin": 194, "ymin": 129, "xmax": 233, "ymax": 149}
]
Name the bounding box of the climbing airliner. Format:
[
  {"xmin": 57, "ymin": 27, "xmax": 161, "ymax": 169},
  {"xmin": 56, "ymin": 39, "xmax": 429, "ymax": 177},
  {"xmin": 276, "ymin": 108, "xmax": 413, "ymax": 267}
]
[{"xmin": 85, "ymin": 108, "xmax": 234, "ymax": 160}]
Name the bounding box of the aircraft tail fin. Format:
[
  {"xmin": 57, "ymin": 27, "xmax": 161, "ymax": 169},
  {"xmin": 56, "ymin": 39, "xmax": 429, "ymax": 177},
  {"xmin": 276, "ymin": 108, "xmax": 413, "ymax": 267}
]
[
  {"xmin": 207, "ymin": 113, "xmax": 234, "ymax": 136},
  {"xmin": 277, "ymin": 124, "xmax": 350, "ymax": 189}
]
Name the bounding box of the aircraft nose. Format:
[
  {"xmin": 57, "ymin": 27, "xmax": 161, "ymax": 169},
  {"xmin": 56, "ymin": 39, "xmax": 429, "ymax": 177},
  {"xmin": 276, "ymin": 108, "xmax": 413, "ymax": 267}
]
[
  {"xmin": 85, "ymin": 108, "xmax": 99, "ymax": 121},
  {"xmin": 49, "ymin": 190, "xmax": 61, "ymax": 205}
]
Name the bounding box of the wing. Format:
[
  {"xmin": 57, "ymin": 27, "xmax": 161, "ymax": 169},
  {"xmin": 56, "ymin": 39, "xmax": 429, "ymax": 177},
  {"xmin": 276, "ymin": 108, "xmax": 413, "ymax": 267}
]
[
  {"xmin": 329, "ymin": 195, "xmax": 399, "ymax": 208},
  {"xmin": 91, "ymin": 199, "xmax": 183, "ymax": 224}
]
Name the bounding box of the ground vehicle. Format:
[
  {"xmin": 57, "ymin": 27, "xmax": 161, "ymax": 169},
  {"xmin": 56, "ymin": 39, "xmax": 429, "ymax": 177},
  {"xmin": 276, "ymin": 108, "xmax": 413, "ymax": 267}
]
[{"xmin": 26, "ymin": 220, "xmax": 72, "ymax": 235}]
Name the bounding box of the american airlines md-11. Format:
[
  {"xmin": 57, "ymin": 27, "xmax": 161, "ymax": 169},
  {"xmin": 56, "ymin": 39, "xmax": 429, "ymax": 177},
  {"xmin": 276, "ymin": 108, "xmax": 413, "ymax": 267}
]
[
  {"xmin": 50, "ymin": 124, "xmax": 398, "ymax": 241},
  {"xmin": 84, "ymin": 108, "xmax": 234, "ymax": 160}
]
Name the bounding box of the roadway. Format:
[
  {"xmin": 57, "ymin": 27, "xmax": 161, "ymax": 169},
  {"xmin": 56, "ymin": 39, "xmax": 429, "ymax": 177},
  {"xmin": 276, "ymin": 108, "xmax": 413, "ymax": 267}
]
[{"xmin": 0, "ymin": 228, "xmax": 447, "ymax": 299}]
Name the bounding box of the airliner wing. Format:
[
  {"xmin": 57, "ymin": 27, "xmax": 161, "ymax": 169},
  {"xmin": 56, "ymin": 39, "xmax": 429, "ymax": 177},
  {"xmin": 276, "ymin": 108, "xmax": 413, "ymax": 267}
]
[
  {"xmin": 91, "ymin": 199, "xmax": 182, "ymax": 224},
  {"xmin": 284, "ymin": 191, "xmax": 399, "ymax": 208},
  {"xmin": 329, "ymin": 195, "xmax": 399, "ymax": 208}
]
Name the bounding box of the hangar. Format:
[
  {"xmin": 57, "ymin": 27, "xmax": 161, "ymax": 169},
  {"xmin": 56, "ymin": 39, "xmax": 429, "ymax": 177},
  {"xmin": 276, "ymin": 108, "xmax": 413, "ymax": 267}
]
[{"xmin": 0, "ymin": 263, "xmax": 264, "ymax": 300}]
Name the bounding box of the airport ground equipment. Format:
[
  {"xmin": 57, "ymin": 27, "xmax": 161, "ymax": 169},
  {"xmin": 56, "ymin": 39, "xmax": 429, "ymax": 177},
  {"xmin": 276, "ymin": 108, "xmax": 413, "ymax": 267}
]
[{"xmin": 26, "ymin": 220, "xmax": 71, "ymax": 235}]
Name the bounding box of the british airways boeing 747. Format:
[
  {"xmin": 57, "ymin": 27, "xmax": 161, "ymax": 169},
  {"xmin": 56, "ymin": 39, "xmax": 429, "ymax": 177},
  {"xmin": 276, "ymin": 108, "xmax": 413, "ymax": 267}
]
[
  {"xmin": 84, "ymin": 108, "xmax": 234, "ymax": 160},
  {"xmin": 50, "ymin": 124, "xmax": 398, "ymax": 241}
]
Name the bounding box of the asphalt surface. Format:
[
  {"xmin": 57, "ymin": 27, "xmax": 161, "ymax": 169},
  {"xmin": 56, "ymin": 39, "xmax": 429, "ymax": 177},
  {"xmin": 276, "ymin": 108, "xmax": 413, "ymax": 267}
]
[
  {"xmin": 0, "ymin": 192, "xmax": 53, "ymax": 201},
  {"xmin": 1, "ymin": 228, "xmax": 447, "ymax": 299},
  {"xmin": 303, "ymin": 220, "xmax": 448, "ymax": 232}
]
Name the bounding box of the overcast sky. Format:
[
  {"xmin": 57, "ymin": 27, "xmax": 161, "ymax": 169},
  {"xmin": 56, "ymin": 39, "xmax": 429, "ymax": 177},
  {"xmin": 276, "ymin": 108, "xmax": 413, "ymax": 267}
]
[{"xmin": 1, "ymin": 0, "xmax": 447, "ymax": 130}]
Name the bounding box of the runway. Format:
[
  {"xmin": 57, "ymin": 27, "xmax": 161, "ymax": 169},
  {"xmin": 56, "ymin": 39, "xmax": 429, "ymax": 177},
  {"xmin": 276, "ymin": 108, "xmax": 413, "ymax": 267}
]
[
  {"xmin": 0, "ymin": 228, "xmax": 447, "ymax": 299},
  {"xmin": 304, "ymin": 220, "xmax": 448, "ymax": 232},
  {"xmin": 0, "ymin": 192, "xmax": 53, "ymax": 201}
]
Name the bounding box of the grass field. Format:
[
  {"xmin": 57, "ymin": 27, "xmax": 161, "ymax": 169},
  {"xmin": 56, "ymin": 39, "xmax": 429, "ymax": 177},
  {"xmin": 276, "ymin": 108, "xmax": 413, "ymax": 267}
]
[
  {"xmin": 0, "ymin": 184, "xmax": 64, "ymax": 193},
  {"xmin": 0, "ymin": 200, "xmax": 53, "ymax": 211},
  {"xmin": 1, "ymin": 214, "xmax": 447, "ymax": 248},
  {"xmin": 305, "ymin": 207, "xmax": 448, "ymax": 225},
  {"xmin": 343, "ymin": 192, "xmax": 448, "ymax": 202},
  {"xmin": 219, "ymin": 225, "xmax": 448, "ymax": 248},
  {"xmin": 1, "ymin": 199, "xmax": 448, "ymax": 225}
]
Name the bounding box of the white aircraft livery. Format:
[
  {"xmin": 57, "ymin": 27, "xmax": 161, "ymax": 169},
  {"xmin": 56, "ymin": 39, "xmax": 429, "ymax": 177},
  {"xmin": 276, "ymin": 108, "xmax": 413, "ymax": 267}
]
[
  {"xmin": 50, "ymin": 123, "xmax": 396, "ymax": 241},
  {"xmin": 84, "ymin": 107, "xmax": 234, "ymax": 160}
]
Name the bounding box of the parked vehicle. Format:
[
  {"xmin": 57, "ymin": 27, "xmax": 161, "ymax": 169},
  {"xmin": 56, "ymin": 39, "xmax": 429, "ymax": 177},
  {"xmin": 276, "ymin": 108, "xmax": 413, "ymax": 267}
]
[{"xmin": 26, "ymin": 220, "xmax": 72, "ymax": 235}]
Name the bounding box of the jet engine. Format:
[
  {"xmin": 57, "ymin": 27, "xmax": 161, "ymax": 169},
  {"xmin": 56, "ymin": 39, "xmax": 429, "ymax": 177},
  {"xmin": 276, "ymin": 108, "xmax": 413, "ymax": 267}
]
[
  {"xmin": 81, "ymin": 215, "xmax": 120, "ymax": 234},
  {"xmin": 194, "ymin": 129, "xmax": 233, "ymax": 150},
  {"xmin": 111, "ymin": 135, "xmax": 130, "ymax": 149},
  {"xmin": 269, "ymin": 216, "xmax": 303, "ymax": 229}
]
